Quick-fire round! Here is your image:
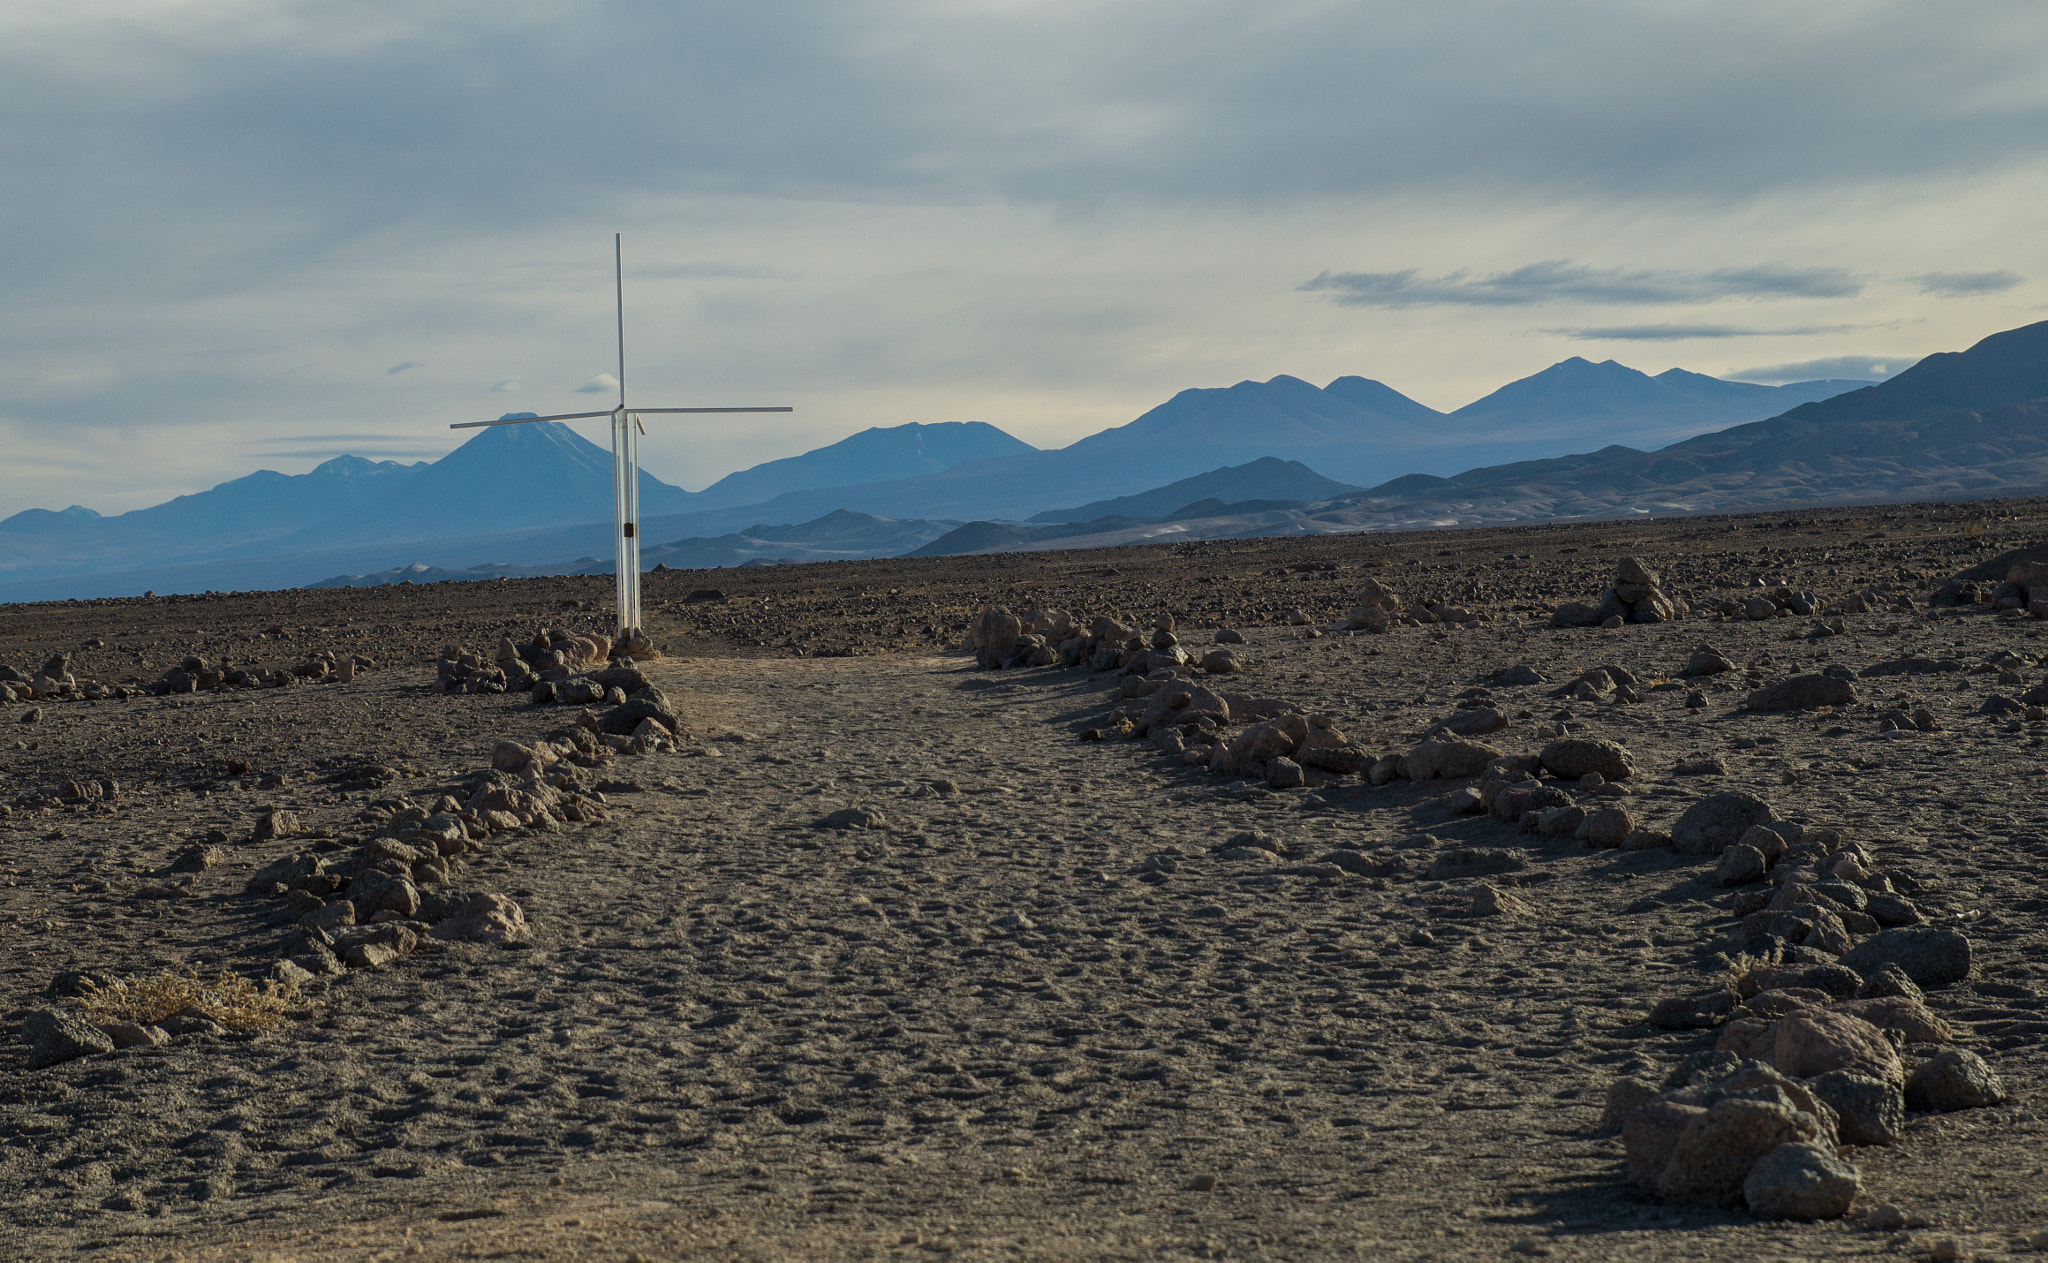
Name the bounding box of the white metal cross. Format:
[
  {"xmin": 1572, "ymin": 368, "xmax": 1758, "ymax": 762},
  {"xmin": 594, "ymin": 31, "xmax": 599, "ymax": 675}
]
[{"xmin": 452, "ymin": 234, "xmax": 791, "ymax": 647}]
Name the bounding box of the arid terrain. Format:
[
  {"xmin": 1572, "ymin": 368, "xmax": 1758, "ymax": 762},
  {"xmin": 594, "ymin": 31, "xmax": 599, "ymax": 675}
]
[{"xmin": 3, "ymin": 497, "xmax": 2046, "ymax": 1261}]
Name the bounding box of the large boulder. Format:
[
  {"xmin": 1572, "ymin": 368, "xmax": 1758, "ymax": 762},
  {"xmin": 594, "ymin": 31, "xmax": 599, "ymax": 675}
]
[
  {"xmin": 1538, "ymin": 737, "xmax": 1634, "ymax": 781},
  {"xmin": 1670, "ymin": 793, "xmax": 1774, "ymax": 856},
  {"xmin": 1657, "ymin": 1097, "xmax": 1820, "ymax": 1207},
  {"xmin": 1397, "ymin": 737, "xmax": 1504, "ymax": 781},
  {"xmin": 598, "ymin": 688, "xmax": 681, "ymax": 737},
  {"xmin": 1838, "ymin": 927, "xmax": 1972, "ymax": 989},
  {"xmin": 1774, "ymin": 1010, "xmax": 1902, "ymax": 1085},
  {"xmin": 22, "ymin": 1009, "xmax": 114, "ymax": 1069},
  {"xmin": 1747, "ymin": 674, "xmax": 1857, "ymax": 712},
  {"xmin": 1743, "ymin": 1143, "xmax": 1860, "ymax": 1220},
  {"xmin": 1904, "ymin": 1050, "xmax": 2005, "ymax": 1113},
  {"xmin": 1134, "ymin": 679, "xmax": 1230, "ymax": 736}
]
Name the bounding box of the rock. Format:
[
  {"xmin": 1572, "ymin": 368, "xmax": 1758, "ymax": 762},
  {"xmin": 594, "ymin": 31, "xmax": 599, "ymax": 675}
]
[
  {"xmin": 1903, "ymin": 1049, "xmax": 2005, "ymax": 1113},
  {"xmin": 269, "ymin": 960, "xmax": 317, "ymax": 989},
  {"xmin": 348, "ymin": 873, "xmax": 420, "ymax": 920},
  {"xmin": 1838, "ymin": 926, "xmax": 1972, "ymax": 989},
  {"xmin": 1853, "ymin": 963, "xmax": 1925, "ymax": 1003},
  {"xmin": 101, "ymin": 1022, "xmax": 170, "ymax": 1050},
  {"xmin": 1600, "ymin": 1077, "xmax": 1661, "ymax": 1132},
  {"xmin": 299, "ymin": 900, "xmax": 356, "ymax": 933},
  {"xmin": 1716, "ymin": 843, "xmax": 1768, "ymax": 886},
  {"xmin": 1743, "ymin": 1142, "xmax": 1860, "ymax": 1220},
  {"xmin": 1670, "ymin": 792, "xmax": 1775, "ymax": 856},
  {"xmin": 1808, "ymin": 1071, "xmax": 1904, "ymax": 1146},
  {"xmin": 1648, "ymin": 988, "xmax": 1738, "ymax": 1030},
  {"xmin": 1468, "ymin": 883, "xmax": 1531, "ymax": 918},
  {"xmin": 1215, "ymin": 846, "xmax": 1280, "ymax": 863},
  {"xmin": 1199, "ymin": 648, "xmax": 1242, "ymax": 675},
  {"xmin": 1615, "ymin": 556, "xmax": 1658, "ymax": 587},
  {"xmin": 1215, "ymin": 628, "xmax": 1245, "ymax": 645},
  {"xmin": 1266, "ymin": 757, "xmax": 1306, "ymax": 789},
  {"xmin": 1550, "ymin": 602, "xmax": 1603, "ymax": 628},
  {"xmin": 1746, "ymin": 674, "xmax": 1857, "ymax": 712},
  {"xmin": 1425, "ymin": 847, "xmax": 1527, "ymax": 881},
  {"xmin": 1577, "ymin": 806, "xmax": 1634, "ymax": 848},
  {"xmin": 1830, "ymin": 997, "xmax": 1951, "ymax": 1044},
  {"xmin": 1657, "ymin": 1097, "xmax": 1820, "ymax": 1207},
  {"xmin": 819, "ymin": 806, "xmax": 887, "ymax": 830},
  {"xmin": 1539, "ymin": 737, "xmax": 1634, "ymax": 781},
  {"xmin": 1776, "ymin": 1009, "xmax": 1901, "ymax": 1084},
  {"xmin": 1687, "ymin": 647, "xmax": 1736, "ymax": 676},
  {"xmin": 599, "ymin": 689, "xmax": 682, "ymax": 737},
  {"xmin": 167, "ymin": 844, "xmax": 224, "ymax": 874},
  {"xmin": 1397, "ymin": 736, "xmax": 1503, "ymax": 781},
  {"xmin": 426, "ymin": 893, "xmax": 531, "ymax": 944},
  {"xmin": 252, "ymin": 809, "xmax": 302, "ymax": 841},
  {"xmin": 22, "ymin": 1009, "xmax": 115, "ymax": 1068},
  {"xmin": 1441, "ymin": 706, "xmax": 1507, "ymax": 736},
  {"xmin": 20, "ymin": 706, "xmax": 42, "ymax": 723},
  {"xmin": 1865, "ymin": 893, "xmax": 1922, "ymax": 927},
  {"xmin": 344, "ymin": 941, "xmax": 402, "ymax": 970},
  {"xmin": 1624, "ymin": 1098, "xmax": 1707, "ymax": 1191},
  {"xmin": 1738, "ymin": 824, "xmax": 1787, "ymax": 864},
  {"xmin": 1136, "ymin": 679, "xmax": 1231, "ymax": 735},
  {"xmin": 1496, "ymin": 664, "xmax": 1543, "ymax": 686}
]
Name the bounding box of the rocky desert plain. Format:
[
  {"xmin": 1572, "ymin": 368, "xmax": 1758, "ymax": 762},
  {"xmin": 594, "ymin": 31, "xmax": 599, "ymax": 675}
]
[{"xmin": 2, "ymin": 496, "xmax": 2047, "ymax": 1262}]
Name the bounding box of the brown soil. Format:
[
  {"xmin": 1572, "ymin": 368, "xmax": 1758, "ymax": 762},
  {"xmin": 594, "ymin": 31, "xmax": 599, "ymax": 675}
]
[{"xmin": 2, "ymin": 497, "xmax": 2044, "ymax": 1261}]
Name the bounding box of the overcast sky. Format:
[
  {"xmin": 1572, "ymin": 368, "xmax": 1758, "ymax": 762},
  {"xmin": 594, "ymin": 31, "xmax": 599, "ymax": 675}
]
[{"xmin": 2, "ymin": 0, "xmax": 2045, "ymax": 515}]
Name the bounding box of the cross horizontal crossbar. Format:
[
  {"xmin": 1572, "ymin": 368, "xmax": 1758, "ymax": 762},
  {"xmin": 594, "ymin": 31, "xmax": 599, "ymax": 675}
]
[{"xmin": 450, "ymin": 405, "xmax": 792, "ymax": 430}]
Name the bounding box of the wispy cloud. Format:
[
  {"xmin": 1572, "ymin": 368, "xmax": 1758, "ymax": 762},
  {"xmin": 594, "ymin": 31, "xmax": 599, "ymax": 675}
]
[
  {"xmin": 384, "ymin": 360, "xmax": 424, "ymax": 375},
  {"xmin": 1729, "ymin": 355, "xmax": 1918, "ymax": 385},
  {"xmin": 574, "ymin": 373, "xmax": 621, "ymax": 395},
  {"xmin": 1548, "ymin": 322, "xmax": 1863, "ymax": 341},
  {"xmin": 1911, "ymin": 270, "xmax": 2024, "ymax": 296},
  {"xmin": 1299, "ymin": 260, "xmax": 1863, "ymax": 308},
  {"xmin": 487, "ymin": 378, "xmax": 522, "ymax": 393},
  {"xmin": 632, "ymin": 263, "xmax": 787, "ymax": 281}
]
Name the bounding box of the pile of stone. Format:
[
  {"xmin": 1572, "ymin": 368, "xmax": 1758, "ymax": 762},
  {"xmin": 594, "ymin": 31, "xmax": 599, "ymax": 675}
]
[
  {"xmin": 969, "ymin": 608, "xmax": 1245, "ymax": 677},
  {"xmin": 1338, "ymin": 577, "xmax": 1488, "ymax": 632},
  {"xmin": 1550, "ymin": 556, "xmax": 1686, "ymax": 628},
  {"xmin": 17, "ymin": 667, "xmax": 685, "ymax": 1068},
  {"xmin": 1606, "ymin": 799, "xmax": 2005, "ymax": 1219},
  {"xmin": 148, "ymin": 650, "xmax": 371, "ymax": 695},
  {"xmin": 431, "ymin": 628, "xmax": 671, "ymax": 707},
  {"xmin": 1930, "ymin": 557, "xmax": 2048, "ymax": 616},
  {"xmin": 1709, "ymin": 587, "xmax": 1821, "ymax": 621}
]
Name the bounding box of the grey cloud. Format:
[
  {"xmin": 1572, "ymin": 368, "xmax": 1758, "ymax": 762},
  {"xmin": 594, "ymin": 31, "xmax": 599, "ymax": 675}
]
[
  {"xmin": 487, "ymin": 379, "xmax": 522, "ymax": 393},
  {"xmin": 1729, "ymin": 355, "xmax": 1919, "ymax": 385},
  {"xmin": 1299, "ymin": 261, "xmax": 1862, "ymax": 308},
  {"xmin": 1549, "ymin": 323, "xmax": 1862, "ymax": 341},
  {"xmin": 385, "ymin": 361, "xmax": 424, "ymax": 375},
  {"xmin": 1912, "ymin": 270, "xmax": 2024, "ymax": 296},
  {"xmin": 574, "ymin": 374, "xmax": 620, "ymax": 396}
]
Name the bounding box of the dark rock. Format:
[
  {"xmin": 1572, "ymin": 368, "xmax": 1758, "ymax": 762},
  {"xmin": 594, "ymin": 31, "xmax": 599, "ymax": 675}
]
[
  {"xmin": 1839, "ymin": 927, "xmax": 1972, "ymax": 989},
  {"xmin": 1808, "ymin": 1071, "xmax": 1904, "ymax": 1146},
  {"xmin": 1904, "ymin": 1049, "xmax": 2005, "ymax": 1113},
  {"xmin": 1746, "ymin": 674, "xmax": 1857, "ymax": 712},
  {"xmin": 1671, "ymin": 792, "xmax": 1774, "ymax": 856},
  {"xmin": 22, "ymin": 1009, "xmax": 114, "ymax": 1069}
]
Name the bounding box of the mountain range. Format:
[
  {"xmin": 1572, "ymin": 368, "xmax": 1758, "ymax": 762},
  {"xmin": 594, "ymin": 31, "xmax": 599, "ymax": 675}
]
[{"xmin": 18, "ymin": 327, "xmax": 2046, "ymax": 600}]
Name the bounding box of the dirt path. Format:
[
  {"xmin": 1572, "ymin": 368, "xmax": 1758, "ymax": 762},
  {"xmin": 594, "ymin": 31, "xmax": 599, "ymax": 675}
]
[{"xmin": 6, "ymin": 622, "xmax": 2044, "ymax": 1260}]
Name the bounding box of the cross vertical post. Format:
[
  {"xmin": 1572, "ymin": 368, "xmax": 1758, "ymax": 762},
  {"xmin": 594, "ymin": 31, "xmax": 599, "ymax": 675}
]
[{"xmin": 450, "ymin": 236, "xmax": 791, "ymax": 651}]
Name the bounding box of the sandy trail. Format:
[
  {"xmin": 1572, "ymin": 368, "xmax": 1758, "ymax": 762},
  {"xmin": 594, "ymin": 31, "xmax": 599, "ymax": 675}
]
[{"xmin": 4, "ymin": 622, "xmax": 2045, "ymax": 1260}]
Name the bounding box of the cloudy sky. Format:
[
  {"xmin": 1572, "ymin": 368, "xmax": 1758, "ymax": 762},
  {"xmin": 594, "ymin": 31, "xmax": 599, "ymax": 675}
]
[{"xmin": 2, "ymin": 0, "xmax": 2044, "ymax": 516}]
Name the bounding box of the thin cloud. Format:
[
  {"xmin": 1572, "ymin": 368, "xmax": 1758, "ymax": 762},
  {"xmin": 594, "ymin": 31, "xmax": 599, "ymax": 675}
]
[
  {"xmin": 1298, "ymin": 260, "xmax": 1862, "ymax": 308},
  {"xmin": 574, "ymin": 373, "xmax": 621, "ymax": 395},
  {"xmin": 1729, "ymin": 355, "xmax": 1919, "ymax": 385},
  {"xmin": 632, "ymin": 263, "xmax": 788, "ymax": 281},
  {"xmin": 384, "ymin": 360, "xmax": 424, "ymax": 375},
  {"xmin": 487, "ymin": 378, "xmax": 522, "ymax": 393},
  {"xmin": 1911, "ymin": 270, "xmax": 2023, "ymax": 296},
  {"xmin": 1549, "ymin": 322, "xmax": 1863, "ymax": 341}
]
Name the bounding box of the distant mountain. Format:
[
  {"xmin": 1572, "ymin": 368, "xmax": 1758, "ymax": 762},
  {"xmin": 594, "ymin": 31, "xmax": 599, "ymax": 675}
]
[
  {"xmin": 287, "ymin": 418, "xmax": 693, "ymax": 546},
  {"xmin": 952, "ymin": 320, "xmax": 2048, "ymax": 553},
  {"xmin": 1439, "ymin": 359, "xmax": 1876, "ymax": 464},
  {"xmin": 304, "ymin": 509, "xmax": 958, "ymax": 587},
  {"xmin": 1029, "ymin": 458, "xmax": 1360, "ymax": 523},
  {"xmin": 0, "ymin": 454, "xmax": 424, "ymax": 577},
  {"xmin": 686, "ymin": 422, "xmax": 1035, "ymax": 511}
]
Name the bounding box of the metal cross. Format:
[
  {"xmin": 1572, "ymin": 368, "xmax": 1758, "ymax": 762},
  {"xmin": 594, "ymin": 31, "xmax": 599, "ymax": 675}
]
[{"xmin": 453, "ymin": 234, "xmax": 791, "ymax": 647}]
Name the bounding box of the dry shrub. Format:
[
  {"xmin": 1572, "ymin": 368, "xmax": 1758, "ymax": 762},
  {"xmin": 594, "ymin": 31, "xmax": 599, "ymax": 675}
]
[{"xmin": 74, "ymin": 969, "xmax": 292, "ymax": 1033}]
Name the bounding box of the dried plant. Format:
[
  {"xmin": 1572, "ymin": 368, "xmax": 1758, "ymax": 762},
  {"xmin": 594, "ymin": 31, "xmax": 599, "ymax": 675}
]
[{"xmin": 74, "ymin": 969, "xmax": 292, "ymax": 1033}]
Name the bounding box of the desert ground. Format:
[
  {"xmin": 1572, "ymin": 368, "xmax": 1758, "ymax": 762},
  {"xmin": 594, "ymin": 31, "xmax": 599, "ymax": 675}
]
[{"xmin": 2, "ymin": 497, "xmax": 2045, "ymax": 1261}]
